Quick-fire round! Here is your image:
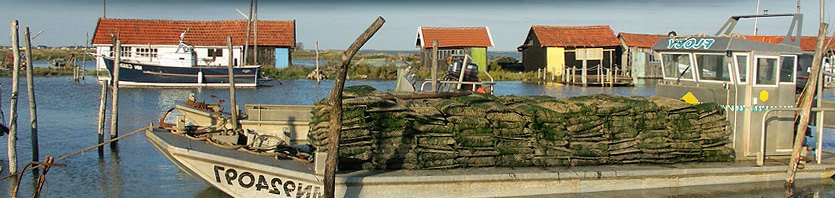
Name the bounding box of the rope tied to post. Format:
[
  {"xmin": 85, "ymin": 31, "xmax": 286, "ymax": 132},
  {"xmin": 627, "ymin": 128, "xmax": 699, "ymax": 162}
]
[{"xmin": 13, "ymin": 156, "xmax": 67, "ymax": 197}]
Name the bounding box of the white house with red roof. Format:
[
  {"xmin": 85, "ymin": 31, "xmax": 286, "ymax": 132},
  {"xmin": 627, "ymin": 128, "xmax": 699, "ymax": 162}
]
[{"xmin": 92, "ymin": 18, "xmax": 295, "ymax": 69}]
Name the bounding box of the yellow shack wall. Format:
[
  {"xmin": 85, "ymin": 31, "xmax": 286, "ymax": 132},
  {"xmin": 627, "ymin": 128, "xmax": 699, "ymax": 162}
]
[{"xmin": 546, "ymin": 47, "xmax": 565, "ymax": 76}]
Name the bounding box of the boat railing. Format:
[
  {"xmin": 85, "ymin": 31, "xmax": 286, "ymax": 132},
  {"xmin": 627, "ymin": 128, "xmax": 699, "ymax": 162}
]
[
  {"xmin": 418, "ymin": 54, "xmax": 495, "ymax": 93},
  {"xmin": 759, "ymin": 107, "xmax": 835, "ymax": 166}
]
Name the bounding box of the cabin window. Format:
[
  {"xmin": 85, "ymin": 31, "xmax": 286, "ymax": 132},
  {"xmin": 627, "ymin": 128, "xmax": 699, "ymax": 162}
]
[
  {"xmin": 662, "ymin": 53, "xmax": 693, "ymax": 80},
  {"xmin": 780, "ymin": 56, "xmax": 796, "ymax": 83},
  {"xmin": 755, "ymin": 57, "xmax": 779, "ymax": 85},
  {"xmin": 735, "ymin": 55, "xmax": 748, "ymax": 83},
  {"xmin": 136, "ymin": 48, "xmax": 157, "ymax": 58},
  {"xmin": 120, "ymin": 46, "xmax": 132, "ymax": 57},
  {"xmin": 207, "ymin": 49, "xmax": 223, "ymax": 57},
  {"xmin": 696, "ymin": 54, "xmax": 731, "ymax": 82}
]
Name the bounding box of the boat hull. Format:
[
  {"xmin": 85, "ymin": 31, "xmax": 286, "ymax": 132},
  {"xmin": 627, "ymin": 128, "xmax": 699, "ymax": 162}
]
[
  {"xmin": 146, "ymin": 128, "xmax": 835, "ymax": 198},
  {"xmin": 103, "ymin": 57, "xmax": 260, "ymax": 87}
]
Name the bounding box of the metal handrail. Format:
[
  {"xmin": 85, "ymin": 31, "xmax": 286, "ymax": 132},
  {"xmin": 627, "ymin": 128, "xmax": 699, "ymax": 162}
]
[
  {"xmin": 759, "ymin": 107, "xmax": 835, "ymax": 166},
  {"xmin": 419, "ymin": 80, "xmax": 496, "ymax": 92}
]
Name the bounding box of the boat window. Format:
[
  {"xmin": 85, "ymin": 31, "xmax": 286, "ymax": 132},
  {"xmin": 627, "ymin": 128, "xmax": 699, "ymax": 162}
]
[
  {"xmin": 208, "ymin": 49, "xmax": 223, "ymax": 57},
  {"xmin": 696, "ymin": 54, "xmax": 731, "ymax": 82},
  {"xmin": 662, "ymin": 53, "xmax": 694, "ymax": 80},
  {"xmin": 755, "ymin": 57, "xmax": 779, "ymax": 85},
  {"xmin": 120, "ymin": 46, "xmax": 132, "ymax": 57},
  {"xmin": 780, "ymin": 56, "xmax": 796, "ymax": 83},
  {"xmin": 735, "ymin": 55, "xmax": 748, "ymax": 83}
]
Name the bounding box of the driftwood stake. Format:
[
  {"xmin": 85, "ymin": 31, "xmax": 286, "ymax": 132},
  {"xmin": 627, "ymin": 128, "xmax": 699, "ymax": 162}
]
[
  {"xmin": 786, "ymin": 22, "xmax": 829, "ymax": 187},
  {"xmin": 324, "ymin": 16, "xmax": 385, "ymax": 198},
  {"xmin": 8, "ymin": 20, "xmax": 20, "ymax": 176},
  {"xmin": 23, "ymin": 27, "xmax": 39, "ymax": 163}
]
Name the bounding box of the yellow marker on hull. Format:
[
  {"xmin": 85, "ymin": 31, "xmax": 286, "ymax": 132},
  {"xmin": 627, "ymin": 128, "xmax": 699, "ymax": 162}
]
[{"xmin": 681, "ymin": 92, "xmax": 699, "ymax": 104}]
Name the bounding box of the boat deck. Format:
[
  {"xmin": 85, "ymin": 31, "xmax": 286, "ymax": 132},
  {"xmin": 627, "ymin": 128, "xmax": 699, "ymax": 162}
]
[{"xmin": 147, "ymin": 128, "xmax": 835, "ymax": 197}]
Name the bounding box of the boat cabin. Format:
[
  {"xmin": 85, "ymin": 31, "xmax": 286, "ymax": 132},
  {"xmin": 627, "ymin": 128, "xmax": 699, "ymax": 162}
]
[{"xmin": 651, "ymin": 14, "xmax": 804, "ymax": 160}]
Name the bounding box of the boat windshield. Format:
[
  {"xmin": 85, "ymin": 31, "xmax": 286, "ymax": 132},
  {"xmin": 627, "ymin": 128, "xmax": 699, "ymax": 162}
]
[
  {"xmin": 662, "ymin": 53, "xmax": 694, "ymax": 80},
  {"xmin": 695, "ymin": 54, "xmax": 732, "ymax": 82}
]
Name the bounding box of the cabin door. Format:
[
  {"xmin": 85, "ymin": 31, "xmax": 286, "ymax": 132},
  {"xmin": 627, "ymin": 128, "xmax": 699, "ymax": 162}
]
[{"xmin": 747, "ymin": 56, "xmax": 794, "ymax": 157}]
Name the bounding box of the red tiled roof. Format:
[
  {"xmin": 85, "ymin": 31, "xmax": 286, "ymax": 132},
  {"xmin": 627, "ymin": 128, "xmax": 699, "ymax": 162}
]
[
  {"xmin": 618, "ymin": 33, "xmax": 668, "ymax": 48},
  {"xmin": 92, "ymin": 18, "xmax": 295, "ymax": 47},
  {"xmin": 416, "ymin": 27, "xmax": 494, "ymax": 48},
  {"xmin": 742, "ymin": 35, "xmax": 835, "ymax": 51},
  {"xmin": 531, "ymin": 25, "xmax": 620, "ymax": 47}
]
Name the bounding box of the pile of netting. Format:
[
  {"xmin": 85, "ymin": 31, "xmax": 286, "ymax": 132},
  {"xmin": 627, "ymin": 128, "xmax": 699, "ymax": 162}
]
[{"xmin": 308, "ymin": 86, "xmax": 734, "ymax": 170}]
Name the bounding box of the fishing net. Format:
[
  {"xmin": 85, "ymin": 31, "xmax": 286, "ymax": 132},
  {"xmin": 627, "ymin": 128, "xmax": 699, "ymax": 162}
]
[{"xmin": 308, "ymin": 86, "xmax": 735, "ymax": 170}]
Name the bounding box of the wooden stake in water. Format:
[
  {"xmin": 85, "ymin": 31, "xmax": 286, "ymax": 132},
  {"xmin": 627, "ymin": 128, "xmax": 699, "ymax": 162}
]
[
  {"xmin": 315, "ymin": 41, "xmax": 320, "ymax": 85},
  {"xmin": 23, "ymin": 27, "xmax": 39, "ymax": 163},
  {"xmin": 110, "ymin": 40, "xmax": 121, "ymax": 147},
  {"xmin": 97, "ymin": 80, "xmax": 109, "ymax": 152},
  {"xmin": 8, "ymin": 20, "xmax": 21, "ymax": 175},
  {"xmin": 431, "ymin": 40, "xmax": 438, "ymax": 91},
  {"xmin": 227, "ymin": 37, "xmax": 238, "ymax": 129},
  {"xmin": 324, "ymin": 16, "xmax": 385, "ymax": 198}
]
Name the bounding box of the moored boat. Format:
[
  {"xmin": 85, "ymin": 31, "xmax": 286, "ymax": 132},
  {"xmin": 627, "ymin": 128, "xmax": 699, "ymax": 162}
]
[
  {"xmin": 144, "ymin": 14, "xmax": 835, "ymax": 197},
  {"xmin": 99, "ymin": 32, "xmax": 265, "ymax": 87}
]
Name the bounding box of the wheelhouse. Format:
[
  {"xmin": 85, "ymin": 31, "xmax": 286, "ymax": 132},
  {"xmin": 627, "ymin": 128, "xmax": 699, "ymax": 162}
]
[{"xmin": 651, "ymin": 14, "xmax": 804, "ymax": 160}]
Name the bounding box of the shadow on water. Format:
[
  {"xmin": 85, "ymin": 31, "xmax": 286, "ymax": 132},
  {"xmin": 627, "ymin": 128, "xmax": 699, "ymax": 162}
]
[{"xmin": 194, "ymin": 186, "xmax": 232, "ymax": 198}]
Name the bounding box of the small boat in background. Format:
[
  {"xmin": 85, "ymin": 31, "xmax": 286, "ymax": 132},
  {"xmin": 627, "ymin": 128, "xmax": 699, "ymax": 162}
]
[{"xmin": 101, "ymin": 33, "xmax": 263, "ymax": 87}]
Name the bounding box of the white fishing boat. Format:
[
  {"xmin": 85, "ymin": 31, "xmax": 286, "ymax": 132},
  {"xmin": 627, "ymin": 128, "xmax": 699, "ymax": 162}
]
[{"xmin": 145, "ymin": 14, "xmax": 835, "ymax": 197}]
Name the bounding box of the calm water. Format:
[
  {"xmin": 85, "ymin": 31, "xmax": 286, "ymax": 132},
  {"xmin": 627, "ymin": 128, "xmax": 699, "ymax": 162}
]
[{"xmin": 0, "ymin": 77, "xmax": 830, "ymax": 197}]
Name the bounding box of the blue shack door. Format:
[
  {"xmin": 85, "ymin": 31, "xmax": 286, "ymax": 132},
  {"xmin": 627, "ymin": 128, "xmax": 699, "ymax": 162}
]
[{"xmin": 275, "ymin": 48, "xmax": 289, "ymax": 68}]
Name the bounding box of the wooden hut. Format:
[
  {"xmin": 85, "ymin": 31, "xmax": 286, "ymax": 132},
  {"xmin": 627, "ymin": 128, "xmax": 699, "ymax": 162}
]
[
  {"xmin": 517, "ymin": 25, "xmax": 620, "ymax": 75},
  {"xmin": 92, "ymin": 18, "xmax": 296, "ymax": 69},
  {"xmin": 415, "ymin": 27, "xmax": 494, "ymax": 69},
  {"xmin": 618, "ymin": 33, "xmax": 667, "ymax": 79}
]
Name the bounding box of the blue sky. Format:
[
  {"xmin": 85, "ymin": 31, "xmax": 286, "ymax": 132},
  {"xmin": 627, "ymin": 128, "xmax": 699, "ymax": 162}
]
[{"xmin": 1, "ymin": 0, "xmax": 833, "ymax": 51}]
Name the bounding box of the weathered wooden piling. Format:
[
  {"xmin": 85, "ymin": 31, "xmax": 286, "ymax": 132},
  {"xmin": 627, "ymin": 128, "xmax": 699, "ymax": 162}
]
[
  {"xmin": 97, "ymin": 79, "xmax": 109, "ymax": 152},
  {"xmin": 227, "ymin": 37, "xmax": 239, "ymax": 129},
  {"xmin": 23, "ymin": 27, "xmax": 39, "ymax": 163},
  {"xmin": 786, "ymin": 22, "xmax": 828, "ymax": 187},
  {"xmin": 8, "ymin": 20, "xmax": 20, "ymax": 175},
  {"xmin": 431, "ymin": 40, "xmax": 438, "ymax": 91},
  {"xmin": 325, "ymin": 16, "xmax": 385, "ymax": 198},
  {"xmin": 243, "ymin": 0, "xmax": 254, "ymax": 65},
  {"xmin": 110, "ymin": 40, "xmax": 121, "ymax": 146},
  {"xmin": 315, "ymin": 41, "xmax": 320, "ymax": 85}
]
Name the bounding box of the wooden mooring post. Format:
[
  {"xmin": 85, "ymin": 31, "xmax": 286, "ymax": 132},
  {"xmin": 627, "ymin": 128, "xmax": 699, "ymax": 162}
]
[
  {"xmin": 110, "ymin": 40, "xmax": 121, "ymax": 148},
  {"xmin": 325, "ymin": 16, "xmax": 385, "ymax": 198},
  {"xmin": 227, "ymin": 37, "xmax": 239, "ymax": 129},
  {"xmin": 97, "ymin": 79, "xmax": 109, "ymax": 153},
  {"xmin": 23, "ymin": 27, "xmax": 39, "ymax": 163},
  {"xmin": 786, "ymin": 22, "xmax": 828, "ymax": 187},
  {"xmin": 8, "ymin": 20, "xmax": 21, "ymax": 176},
  {"xmin": 431, "ymin": 40, "xmax": 438, "ymax": 91},
  {"xmin": 315, "ymin": 41, "xmax": 321, "ymax": 85}
]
